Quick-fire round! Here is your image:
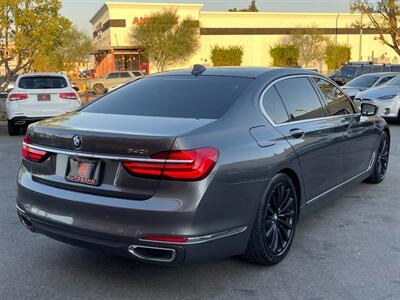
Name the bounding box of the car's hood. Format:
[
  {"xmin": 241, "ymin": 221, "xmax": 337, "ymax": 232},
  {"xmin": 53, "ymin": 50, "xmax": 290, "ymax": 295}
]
[
  {"xmin": 342, "ymin": 87, "xmax": 368, "ymax": 97},
  {"xmin": 356, "ymin": 85, "xmax": 400, "ymax": 99}
]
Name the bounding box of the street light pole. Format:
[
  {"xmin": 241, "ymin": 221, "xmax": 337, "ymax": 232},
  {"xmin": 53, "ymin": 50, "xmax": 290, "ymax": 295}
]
[{"xmin": 359, "ymin": 12, "xmax": 363, "ymax": 61}]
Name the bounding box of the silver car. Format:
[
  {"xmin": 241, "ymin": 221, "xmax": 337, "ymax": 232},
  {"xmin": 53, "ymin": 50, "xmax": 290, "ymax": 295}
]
[
  {"xmin": 354, "ymin": 76, "xmax": 400, "ymax": 120},
  {"xmin": 342, "ymin": 72, "xmax": 399, "ymax": 99}
]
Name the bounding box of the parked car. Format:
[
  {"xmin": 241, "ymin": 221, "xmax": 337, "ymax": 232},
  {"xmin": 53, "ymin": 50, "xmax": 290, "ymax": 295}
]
[
  {"xmin": 354, "ymin": 76, "xmax": 400, "ymax": 120},
  {"xmin": 86, "ymin": 71, "xmax": 144, "ymax": 95},
  {"xmin": 16, "ymin": 66, "xmax": 389, "ymax": 266},
  {"xmin": 342, "ymin": 72, "xmax": 399, "ymax": 99},
  {"xmin": 6, "ymin": 73, "xmax": 81, "ymax": 136},
  {"xmin": 329, "ymin": 62, "xmax": 400, "ymax": 85},
  {"xmin": 0, "ymin": 74, "xmax": 18, "ymax": 98},
  {"xmin": 108, "ymin": 80, "xmax": 136, "ymax": 92}
]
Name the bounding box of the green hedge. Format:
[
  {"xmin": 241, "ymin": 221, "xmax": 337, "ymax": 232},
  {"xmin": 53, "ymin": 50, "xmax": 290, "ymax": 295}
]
[
  {"xmin": 210, "ymin": 45, "xmax": 243, "ymax": 66},
  {"xmin": 269, "ymin": 44, "xmax": 299, "ymax": 67},
  {"xmin": 325, "ymin": 43, "xmax": 351, "ymax": 71}
]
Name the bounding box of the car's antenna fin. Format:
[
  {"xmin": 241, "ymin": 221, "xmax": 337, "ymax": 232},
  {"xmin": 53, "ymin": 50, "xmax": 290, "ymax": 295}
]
[{"xmin": 191, "ymin": 64, "xmax": 207, "ymax": 76}]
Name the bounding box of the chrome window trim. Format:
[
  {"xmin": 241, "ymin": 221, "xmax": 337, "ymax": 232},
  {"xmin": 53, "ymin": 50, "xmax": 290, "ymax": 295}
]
[
  {"xmin": 259, "ymin": 74, "xmax": 360, "ymax": 127},
  {"xmin": 23, "ymin": 143, "xmax": 194, "ymax": 164}
]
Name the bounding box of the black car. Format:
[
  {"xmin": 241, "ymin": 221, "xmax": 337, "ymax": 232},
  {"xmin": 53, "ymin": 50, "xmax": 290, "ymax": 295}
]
[
  {"xmin": 330, "ymin": 62, "xmax": 400, "ymax": 85},
  {"xmin": 16, "ymin": 66, "xmax": 390, "ymax": 265}
]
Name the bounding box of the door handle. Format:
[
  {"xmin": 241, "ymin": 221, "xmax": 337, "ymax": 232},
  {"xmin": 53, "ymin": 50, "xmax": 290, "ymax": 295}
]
[
  {"xmin": 289, "ymin": 128, "xmax": 305, "ymax": 139},
  {"xmin": 341, "ymin": 120, "xmax": 351, "ymax": 129}
]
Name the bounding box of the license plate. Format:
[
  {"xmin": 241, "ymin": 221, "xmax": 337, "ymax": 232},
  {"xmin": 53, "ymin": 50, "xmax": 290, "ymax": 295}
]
[
  {"xmin": 65, "ymin": 157, "xmax": 101, "ymax": 186},
  {"xmin": 38, "ymin": 94, "xmax": 50, "ymax": 101}
]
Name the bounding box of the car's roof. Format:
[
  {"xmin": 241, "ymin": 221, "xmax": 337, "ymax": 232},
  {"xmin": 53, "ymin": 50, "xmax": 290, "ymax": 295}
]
[
  {"xmin": 152, "ymin": 67, "xmax": 318, "ymax": 79},
  {"xmin": 19, "ymin": 72, "xmax": 67, "ymax": 78},
  {"xmin": 356, "ymin": 72, "xmax": 400, "ymax": 77}
]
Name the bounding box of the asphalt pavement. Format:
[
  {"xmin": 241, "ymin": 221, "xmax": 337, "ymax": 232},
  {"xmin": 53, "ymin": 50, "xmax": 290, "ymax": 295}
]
[{"xmin": 0, "ymin": 122, "xmax": 399, "ymax": 300}]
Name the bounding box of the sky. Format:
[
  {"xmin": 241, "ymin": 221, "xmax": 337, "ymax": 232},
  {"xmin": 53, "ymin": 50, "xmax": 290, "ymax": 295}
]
[{"xmin": 60, "ymin": 0, "xmax": 352, "ymax": 32}]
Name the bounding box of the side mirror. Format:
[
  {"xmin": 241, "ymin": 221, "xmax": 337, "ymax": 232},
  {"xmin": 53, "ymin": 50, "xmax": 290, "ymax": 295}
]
[
  {"xmin": 73, "ymin": 86, "xmax": 80, "ymax": 92},
  {"xmin": 361, "ymin": 102, "xmax": 378, "ymax": 116}
]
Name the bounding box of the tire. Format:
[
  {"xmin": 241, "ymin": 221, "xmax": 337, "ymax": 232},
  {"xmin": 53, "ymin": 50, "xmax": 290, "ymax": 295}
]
[
  {"xmin": 7, "ymin": 120, "xmax": 20, "ymax": 136},
  {"xmin": 242, "ymin": 173, "xmax": 298, "ymax": 265},
  {"xmin": 93, "ymin": 84, "xmax": 106, "ymax": 95},
  {"xmin": 364, "ymin": 132, "xmax": 390, "ymax": 184}
]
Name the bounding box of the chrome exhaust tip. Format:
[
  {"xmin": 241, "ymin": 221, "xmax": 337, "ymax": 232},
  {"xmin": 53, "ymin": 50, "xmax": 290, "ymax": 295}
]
[
  {"xmin": 18, "ymin": 213, "xmax": 33, "ymax": 230},
  {"xmin": 128, "ymin": 245, "xmax": 176, "ymax": 262},
  {"xmin": 14, "ymin": 121, "xmax": 26, "ymax": 126}
]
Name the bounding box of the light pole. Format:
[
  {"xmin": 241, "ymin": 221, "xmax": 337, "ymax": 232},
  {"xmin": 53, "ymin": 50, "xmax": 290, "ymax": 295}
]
[{"xmin": 359, "ymin": 12, "xmax": 363, "ymax": 61}]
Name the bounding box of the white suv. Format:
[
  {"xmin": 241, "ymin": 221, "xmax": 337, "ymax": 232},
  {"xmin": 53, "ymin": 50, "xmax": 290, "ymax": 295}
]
[{"xmin": 6, "ymin": 73, "xmax": 81, "ymax": 135}]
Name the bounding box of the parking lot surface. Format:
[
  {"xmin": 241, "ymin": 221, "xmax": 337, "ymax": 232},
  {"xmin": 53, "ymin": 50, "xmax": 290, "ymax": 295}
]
[{"xmin": 0, "ymin": 122, "xmax": 399, "ymax": 300}]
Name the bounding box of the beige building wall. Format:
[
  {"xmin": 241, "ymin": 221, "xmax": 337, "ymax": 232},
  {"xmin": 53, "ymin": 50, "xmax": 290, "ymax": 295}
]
[{"xmin": 90, "ymin": 2, "xmax": 398, "ymax": 75}]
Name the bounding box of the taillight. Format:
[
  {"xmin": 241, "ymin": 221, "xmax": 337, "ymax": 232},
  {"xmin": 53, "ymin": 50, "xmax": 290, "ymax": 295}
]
[
  {"xmin": 122, "ymin": 147, "xmax": 219, "ymax": 181},
  {"xmin": 9, "ymin": 93, "xmax": 28, "ymax": 101},
  {"xmin": 59, "ymin": 92, "xmax": 78, "ymax": 100},
  {"xmin": 22, "ymin": 136, "xmax": 49, "ymax": 162}
]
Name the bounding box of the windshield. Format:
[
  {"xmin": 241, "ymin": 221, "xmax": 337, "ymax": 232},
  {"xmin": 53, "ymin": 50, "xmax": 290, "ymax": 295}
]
[
  {"xmin": 345, "ymin": 75, "xmax": 380, "ymax": 88},
  {"xmin": 18, "ymin": 76, "xmax": 68, "ymax": 89},
  {"xmin": 82, "ymin": 76, "xmax": 252, "ymax": 119},
  {"xmin": 383, "ymin": 76, "xmax": 400, "ymax": 86}
]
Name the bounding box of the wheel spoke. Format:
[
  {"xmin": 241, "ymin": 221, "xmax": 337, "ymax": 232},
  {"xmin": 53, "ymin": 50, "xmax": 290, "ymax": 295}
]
[
  {"xmin": 278, "ymin": 218, "xmax": 293, "ymax": 231},
  {"xmin": 279, "ymin": 210, "xmax": 295, "ymax": 218},
  {"xmin": 270, "ymin": 226, "xmax": 278, "ymax": 252},
  {"xmin": 265, "ymin": 223, "xmax": 274, "ymax": 239},
  {"xmin": 278, "ymin": 188, "xmax": 291, "ymax": 211},
  {"xmin": 277, "ymin": 223, "xmax": 290, "ymax": 242},
  {"xmin": 279, "ymin": 197, "xmax": 294, "ymax": 214}
]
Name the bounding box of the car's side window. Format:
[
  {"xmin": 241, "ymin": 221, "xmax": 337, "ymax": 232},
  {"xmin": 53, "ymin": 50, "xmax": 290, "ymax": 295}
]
[
  {"xmin": 275, "ymin": 77, "xmax": 328, "ymax": 121},
  {"xmin": 313, "ymin": 77, "xmax": 355, "ymax": 116},
  {"xmin": 106, "ymin": 73, "xmax": 119, "ymax": 79},
  {"xmin": 262, "ymin": 86, "xmax": 290, "ymax": 124},
  {"xmin": 120, "ymin": 72, "xmax": 131, "ymax": 78}
]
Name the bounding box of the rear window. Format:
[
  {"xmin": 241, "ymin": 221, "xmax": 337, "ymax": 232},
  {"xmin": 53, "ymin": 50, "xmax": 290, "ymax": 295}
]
[
  {"xmin": 18, "ymin": 76, "xmax": 68, "ymax": 89},
  {"xmin": 82, "ymin": 76, "xmax": 252, "ymax": 119},
  {"xmin": 340, "ymin": 66, "xmax": 357, "ymax": 78}
]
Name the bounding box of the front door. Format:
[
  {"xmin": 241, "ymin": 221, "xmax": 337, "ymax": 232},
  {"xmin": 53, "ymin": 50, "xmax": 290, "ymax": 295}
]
[{"xmin": 311, "ymin": 77, "xmax": 378, "ymax": 181}]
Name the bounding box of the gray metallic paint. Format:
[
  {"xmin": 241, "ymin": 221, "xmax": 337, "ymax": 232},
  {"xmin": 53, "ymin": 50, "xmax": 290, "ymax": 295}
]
[{"xmin": 16, "ymin": 67, "xmax": 388, "ymax": 264}]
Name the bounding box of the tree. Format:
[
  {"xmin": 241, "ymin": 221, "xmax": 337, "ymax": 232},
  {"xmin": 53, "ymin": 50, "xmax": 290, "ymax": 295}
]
[
  {"xmin": 0, "ymin": 0, "xmax": 71, "ymax": 91},
  {"xmin": 351, "ymin": 0, "xmax": 400, "ymax": 56},
  {"xmin": 131, "ymin": 9, "xmax": 199, "ymax": 72},
  {"xmin": 284, "ymin": 25, "xmax": 328, "ymax": 68},
  {"xmin": 210, "ymin": 45, "xmax": 243, "ymax": 66},
  {"xmin": 31, "ymin": 27, "xmax": 95, "ymax": 72},
  {"xmin": 229, "ymin": 0, "xmax": 259, "ymax": 12},
  {"xmin": 269, "ymin": 44, "xmax": 299, "ymax": 67},
  {"xmin": 325, "ymin": 43, "xmax": 352, "ymax": 71}
]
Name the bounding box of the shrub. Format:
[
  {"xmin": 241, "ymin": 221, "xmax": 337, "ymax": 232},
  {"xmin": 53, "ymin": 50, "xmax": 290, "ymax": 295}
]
[
  {"xmin": 269, "ymin": 44, "xmax": 299, "ymax": 67},
  {"xmin": 325, "ymin": 43, "xmax": 351, "ymax": 71},
  {"xmin": 210, "ymin": 45, "xmax": 243, "ymax": 66}
]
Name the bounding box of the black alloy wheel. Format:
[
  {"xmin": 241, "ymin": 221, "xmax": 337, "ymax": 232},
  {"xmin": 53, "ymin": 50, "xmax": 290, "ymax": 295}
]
[
  {"xmin": 365, "ymin": 132, "xmax": 390, "ymax": 184},
  {"xmin": 243, "ymin": 173, "xmax": 298, "ymax": 265}
]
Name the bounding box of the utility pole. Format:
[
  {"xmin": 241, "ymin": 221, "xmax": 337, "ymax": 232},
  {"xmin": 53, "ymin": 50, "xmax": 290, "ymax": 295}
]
[{"xmin": 359, "ymin": 12, "xmax": 363, "ymax": 61}]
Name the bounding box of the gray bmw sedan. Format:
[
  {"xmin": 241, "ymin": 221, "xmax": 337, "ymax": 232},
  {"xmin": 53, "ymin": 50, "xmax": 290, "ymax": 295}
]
[{"xmin": 16, "ymin": 66, "xmax": 390, "ymax": 265}]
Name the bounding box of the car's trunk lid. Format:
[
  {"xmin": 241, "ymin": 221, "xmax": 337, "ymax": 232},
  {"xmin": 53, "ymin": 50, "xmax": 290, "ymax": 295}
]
[{"xmin": 26, "ymin": 112, "xmax": 216, "ymax": 200}]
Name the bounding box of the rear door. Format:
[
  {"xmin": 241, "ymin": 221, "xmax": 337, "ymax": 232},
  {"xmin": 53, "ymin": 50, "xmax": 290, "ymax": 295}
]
[
  {"xmin": 312, "ymin": 77, "xmax": 377, "ymax": 181},
  {"xmin": 261, "ymin": 76, "xmax": 347, "ymax": 202},
  {"xmin": 16, "ymin": 75, "xmax": 77, "ymax": 117}
]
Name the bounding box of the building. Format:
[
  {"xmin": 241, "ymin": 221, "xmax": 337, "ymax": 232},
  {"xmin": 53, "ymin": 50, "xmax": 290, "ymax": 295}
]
[{"xmin": 90, "ymin": 2, "xmax": 396, "ymax": 76}]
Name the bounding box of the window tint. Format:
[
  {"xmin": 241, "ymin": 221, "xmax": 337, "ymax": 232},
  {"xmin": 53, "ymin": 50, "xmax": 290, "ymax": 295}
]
[
  {"xmin": 18, "ymin": 76, "xmax": 68, "ymax": 89},
  {"xmin": 106, "ymin": 73, "xmax": 119, "ymax": 79},
  {"xmin": 262, "ymin": 86, "xmax": 289, "ymax": 124},
  {"xmin": 275, "ymin": 77, "xmax": 327, "ymax": 121},
  {"xmin": 376, "ymin": 76, "xmax": 395, "ymax": 86},
  {"xmin": 313, "ymin": 78, "xmax": 354, "ymax": 116},
  {"xmin": 372, "ymin": 66, "xmax": 382, "ymax": 72},
  {"xmin": 120, "ymin": 72, "xmax": 131, "ymax": 78},
  {"xmin": 384, "ymin": 76, "xmax": 400, "ymax": 85},
  {"xmin": 82, "ymin": 76, "xmax": 252, "ymax": 119},
  {"xmin": 390, "ymin": 66, "xmax": 400, "ymax": 72},
  {"xmin": 340, "ymin": 66, "xmax": 357, "ymax": 78},
  {"xmin": 133, "ymin": 72, "xmax": 143, "ymax": 76}
]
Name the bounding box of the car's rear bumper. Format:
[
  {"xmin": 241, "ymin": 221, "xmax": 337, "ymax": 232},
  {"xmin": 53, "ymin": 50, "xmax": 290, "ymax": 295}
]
[
  {"xmin": 16, "ymin": 166, "xmax": 256, "ymax": 264},
  {"xmin": 16, "ymin": 205, "xmax": 248, "ymax": 264}
]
